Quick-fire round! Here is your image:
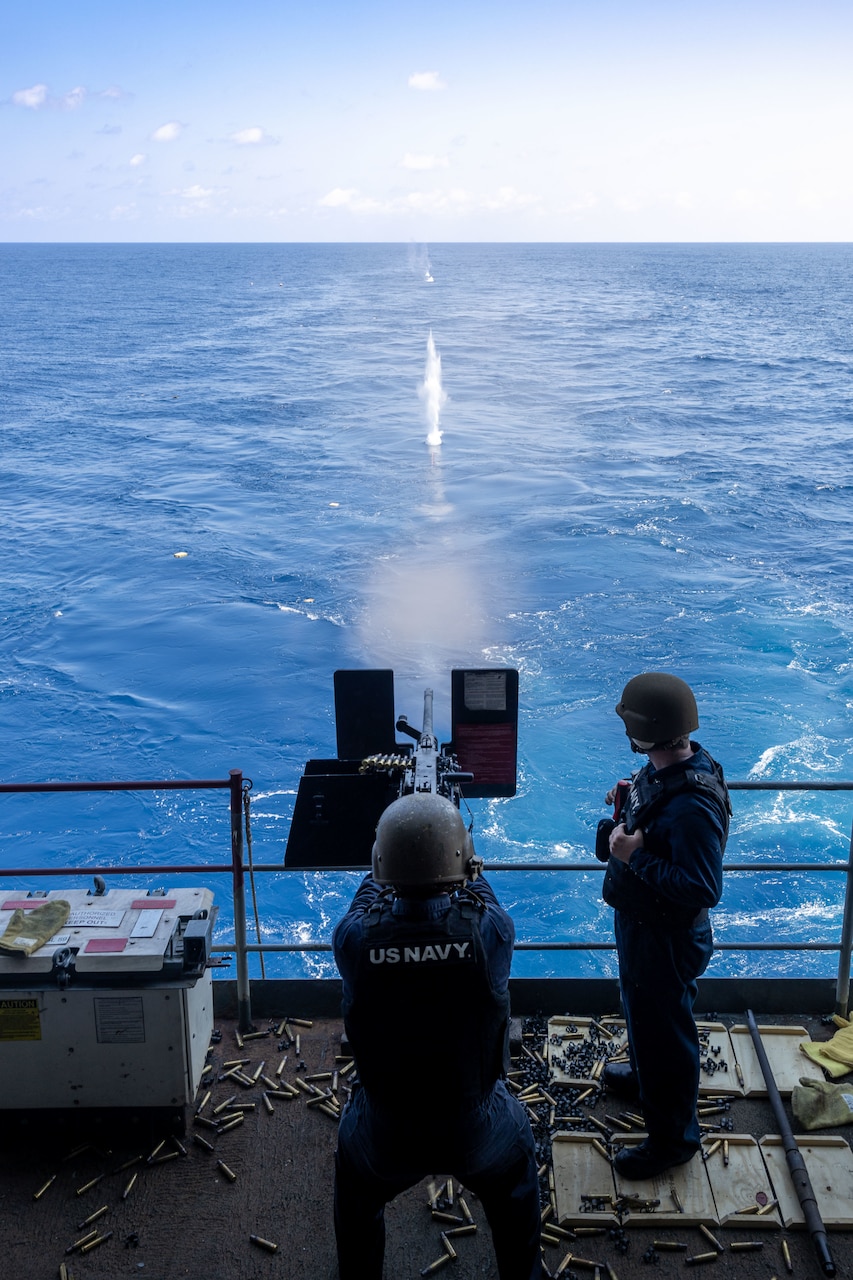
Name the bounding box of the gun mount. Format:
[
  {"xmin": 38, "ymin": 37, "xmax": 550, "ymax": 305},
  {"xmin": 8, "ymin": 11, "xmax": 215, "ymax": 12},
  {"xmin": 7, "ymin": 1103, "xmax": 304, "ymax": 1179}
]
[{"xmin": 283, "ymin": 668, "xmax": 518, "ymax": 869}]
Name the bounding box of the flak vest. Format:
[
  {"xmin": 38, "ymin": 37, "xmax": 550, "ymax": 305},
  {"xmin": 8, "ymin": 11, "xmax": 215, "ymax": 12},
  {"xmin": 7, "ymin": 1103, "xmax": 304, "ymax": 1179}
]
[
  {"xmin": 602, "ymin": 752, "xmax": 731, "ymax": 925},
  {"xmin": 344, "ymin": 891, "xmax": 510, "ymax": 1106}
]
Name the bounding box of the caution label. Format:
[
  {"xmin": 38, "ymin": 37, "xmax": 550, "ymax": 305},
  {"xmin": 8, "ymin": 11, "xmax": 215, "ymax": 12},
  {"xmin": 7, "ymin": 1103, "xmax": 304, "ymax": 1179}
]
[{"xmin": 0, "ymin": 997, "xmax": 41, "ymax": 1041}]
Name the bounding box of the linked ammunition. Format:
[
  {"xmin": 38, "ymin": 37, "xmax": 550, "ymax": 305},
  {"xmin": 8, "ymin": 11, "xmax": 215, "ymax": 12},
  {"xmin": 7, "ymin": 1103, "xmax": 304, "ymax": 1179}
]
[
  {"xmin": 250, "ymin": 1235, "xmax": 279, "ymax": 1252},
  {"xmin": 440, "ymin": 1233, "xmax": 458, "ymax": 1259},
  {"xmin": 75, "ymin": 1174, "xmax": 104, "ymax": 1196},
  {"xmin": 193, "ymin": 1135, "xmax": 215, "ymax": 1153},
  {"xmin": 122, "ymin": 1173, "xmax": 138, "ymax": 1200},
  {"xmin": 217, "ymin": 1160, "xmax": 237, "ymax": 1182},
  {"xmin": 77, "ymin": 1205, "xmax": 109, "ymax": 1229},
  {"xmin": 698, "ymin": 1224, "xmax": 724, "ymax": 1252},
  {"xmin": 80, "ymin": 1232, "xmax": 112, "ymax": 1254},
  {"xmin": 730, "ymin": 1241, "xmax": 764, "ymax": 1251},
  {"xmin": 66, "ymin": 1230, "xmax": 99, "ymax": 1253},
  {"xmin": 33, "ymin": 1173, "xmax": 57, "ymax": 1200},
  {"xmin": 685, "ymin": 1252, "xmax": 719, "ymax": 1266}
]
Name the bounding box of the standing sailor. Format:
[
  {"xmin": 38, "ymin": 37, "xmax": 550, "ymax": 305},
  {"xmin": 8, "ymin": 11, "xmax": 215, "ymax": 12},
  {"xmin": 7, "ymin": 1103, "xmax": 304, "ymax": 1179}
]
[
  {"xmin": 333, "ymin": 792, "xmax": 542, "ymax": 1280},
  {"xmin": 599, "ymin": 672, "xmax": 730, "ymax": 1179}
]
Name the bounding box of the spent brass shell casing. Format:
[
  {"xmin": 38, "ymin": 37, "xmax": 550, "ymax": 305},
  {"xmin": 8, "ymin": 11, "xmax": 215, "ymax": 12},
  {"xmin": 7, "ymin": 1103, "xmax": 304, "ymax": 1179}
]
[
  {"xmin": 730, "ymin": 1241, "xmax": 764, "ymax": 1252},
  {"xmin": 196, "ymin": 1090, "xmax": 212, "ymax": 1113},
  {"xmin": 261, "ymin": 1074, "xmax": 279, "ymax": 1090},
  {"xmin": 217, "ymin": 1114, "xmax": 245, "ymax": 1133},
  {"xmin": 591, "ymin": 1138, "xmax": 610, "ymax": 1160},
  {"xmin": 576, "ymin": 1087, "xmax": 594, "ymax": 1104},
  {"xmin": 80, "ymin": 1231, "xmax": 112, "ymax": 1254},
  {"xmin": 150, "ymin": 1151, "xmax": 180, "ymax": 1165},
  {"xmin": 172, "ymin": 1137, "xmax": 188, "ymax": 1157},
  {"xmin": 122, "ymin": 1173, "xmax": 138, "ymax": 1200},
  {"xmin": 217, "ymin": 1160, "xmax": 237, "ymax": 1182},
  {"xmin": 722, "ymin": 1139, "xmax": 730, "ymax": 1167},
  {"xmin": 235, "ymin": 1032, "xmax": 244, "ymax": 1048},
  {"xmin": 241, "ymin": 1029, "xmax": 270, "ymax": 1041},
  {"xmin": 75, "ymin": 1174, "xmax": 104, "ymax": 1196},
  {"xmin": 564, "ymin": 1256, "xmax": 602, "ymax": 1272},
  {"xmin": 685, "ymin": 1253, "xmax": 718, "ymax": 1266},
  {"xmin": 542, "ymin": 1232, "xmax": 562, "ymax": 1246},
  {"xmin": 77, "ymin": 1205, "xmax": 109, "ymax": 1229},
  {"xmin": 587, "ymin": 1115, "xmax": 611, "ymax": 1136},
  {"xmin": 249, "ymin": 1235, "xmax": 278, "ymax": 1252},
  {"xmin": 263, "ymin": 1093, "xmax": 275, "ymax": 1114},
  {"xmin": 698, "ymin": 1224, "xmax": 724, "ymax": 1252},
  {"xmin": 420, "ymin": 1255, "xmax": 452, "ymax": 1276},
  {"xmin": 547, "ymin": 1225, "xmax": 576, "ymax": 1241},
  {"xmin": 34, "ymin": 1173, "xmax": 57, "ymax": 1200},
  {"xmin": 652, "ymin": 1241, "xmax": 687, "ymax": 1251},
  {"xmin": 781, "ymin": 1239, "xmax": 793, "ymax": 1273},
  {"xmin": 443, "ymin": 1225, "xmax": 477, "ymax": 1238},
  {"xmin": 306, "ymin": 1071, "xmax": 332, "ymax": 1081},
  {"xmin": 703, "ymin": 1139, "xmax": 722, "ymax": 1158},
  {"xmin": 222, "ymin": 1058, "xmax": 249, "ymax": 1068},
  {"xmin": 756, "ymin": 1198, "xmax": 778, "ymax": 1216},
  {"xmin": 440, "ymin": 1233, "xmax": 458, "ymax": 1260},
  {"xmin": 604, "ymin": 1114, "xmax": 632, "ymax": 1132},
  {"xmin": 574, "ymin": 1227, "xmax": 608, "ymax": 1236},
  {"xmin": 541, "ymin": 1204, "xmax": 553, "ymax": 1223},
  {"xmin": 195, "ymin": 1114, "xmax": 219, "ymax": 1130},
  {"xmin": 66, "ymin": 1230, "xmax": 99, "ymax": 1254},
  {"xmin": 671, "ymin": 1188, "xmax": 683, "ymax": 1213},
  {"xmin": 318, "ymin": 1103, "xmax": 340, "ymax": 1120},
  {"xmin": 554, "ymin": 1253, "xmax": 575, "ymax": 1277},
  {"xmin": 193, "ymin": 1135, "xmax": 215, "ymax": 1152},
  {"xmin": 458, "ymin": 1196, "xmax": 474, "ymax": 1224},
  {"xmin": 60, "ymin": 1264, "xmax": 69, "ymax": 1280},
  {"xmin": 289, "ymin": 1017, "xmax": 313, "ymax": 1027},
  {"xmin": 252, "ymin": 1061, "xmax": 266, "ymax": 1082},
  {"xmin": 295, "ymin": 1034, "xmax": 301, "ymax": 1054},
  {"xmin": 213, "ymin": 1095, "xmax": 237, "ymax": 1115},
  {"xmin": 735, "ymin": 1063, "xmax": 745, "ymax": 1087},
  {"xmin": 149, "ymin": 1139, "xmax": 166, "ymax": 1159},
  {"xmin": 431, "ymin": 1211, "xmax": 464, "ymax": 1224}
]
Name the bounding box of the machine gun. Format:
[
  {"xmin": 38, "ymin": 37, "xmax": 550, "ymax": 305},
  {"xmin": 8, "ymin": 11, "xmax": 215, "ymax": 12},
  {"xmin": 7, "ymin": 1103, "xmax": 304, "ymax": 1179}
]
[{"xmin": 284, "ymin": 668, "xmax": 518, "ymax": 870}]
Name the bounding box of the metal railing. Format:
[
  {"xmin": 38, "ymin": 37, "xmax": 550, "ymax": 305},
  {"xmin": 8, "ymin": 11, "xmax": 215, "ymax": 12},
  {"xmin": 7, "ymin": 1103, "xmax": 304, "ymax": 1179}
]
[{"xmin": 1, "ymin": 776, "xmax": 852, "ymax": 1027}]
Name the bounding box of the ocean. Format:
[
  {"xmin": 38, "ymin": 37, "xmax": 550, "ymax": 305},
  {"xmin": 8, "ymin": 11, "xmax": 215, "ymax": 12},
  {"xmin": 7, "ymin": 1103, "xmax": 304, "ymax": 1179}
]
[{"xmin": 2, "ymin": 241, "xmax": 853, "ymax": 980}]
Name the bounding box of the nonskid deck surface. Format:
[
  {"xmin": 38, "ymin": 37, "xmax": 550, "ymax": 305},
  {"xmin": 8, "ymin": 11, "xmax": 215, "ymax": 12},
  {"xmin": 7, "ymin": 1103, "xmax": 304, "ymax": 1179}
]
[{"xmin": 2, "ymin": 1012, "xmax": 852, "ymax": 1280}]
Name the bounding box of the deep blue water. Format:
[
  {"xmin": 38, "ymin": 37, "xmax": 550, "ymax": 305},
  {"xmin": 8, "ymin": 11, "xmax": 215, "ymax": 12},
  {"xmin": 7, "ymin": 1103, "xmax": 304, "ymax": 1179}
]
[{"xmin": 2, "ymin": 242, "xmax": 853, "ymax": 979}]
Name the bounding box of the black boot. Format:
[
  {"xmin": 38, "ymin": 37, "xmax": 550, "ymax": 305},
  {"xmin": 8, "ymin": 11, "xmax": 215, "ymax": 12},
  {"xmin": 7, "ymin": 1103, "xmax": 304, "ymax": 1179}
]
[{"xmin": 602, "ymin": 1061, "xmax": 640, "ymax": 1101}]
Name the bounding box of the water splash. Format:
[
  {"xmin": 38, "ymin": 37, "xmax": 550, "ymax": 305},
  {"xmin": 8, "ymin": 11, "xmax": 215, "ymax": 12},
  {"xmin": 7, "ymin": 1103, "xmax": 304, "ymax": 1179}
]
[{"xmin": 421, "ymin": 330, "xmax": 446, "ymax": 446}]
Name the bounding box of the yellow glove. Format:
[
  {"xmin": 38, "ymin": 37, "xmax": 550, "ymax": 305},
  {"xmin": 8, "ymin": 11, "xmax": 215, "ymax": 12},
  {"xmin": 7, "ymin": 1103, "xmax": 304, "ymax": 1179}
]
[
  {"xmin": 820, "ymin": 1022, "xmax": 853, "ymax": 1067},
  {"xmin": 0, "ymin": 899, "xmax": 71, "ymax": 956},
  {"xmin": 792, "ymin": 1077, "xmax": 853, "ymax": 1130}
]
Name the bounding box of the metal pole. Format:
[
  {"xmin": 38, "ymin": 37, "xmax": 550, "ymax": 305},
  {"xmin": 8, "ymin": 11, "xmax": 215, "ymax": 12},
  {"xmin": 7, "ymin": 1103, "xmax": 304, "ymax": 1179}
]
[
  {"xmin": 834, "ymin": 819, "xmax": 853, "ymax": 1018},
  {"xmin": 745, "ymin": 1010, "xmax": 836, "ymax": 1277},
  {"xmin": 230, "ymin": 769, "xmax": 253, "ymax": 1034}
]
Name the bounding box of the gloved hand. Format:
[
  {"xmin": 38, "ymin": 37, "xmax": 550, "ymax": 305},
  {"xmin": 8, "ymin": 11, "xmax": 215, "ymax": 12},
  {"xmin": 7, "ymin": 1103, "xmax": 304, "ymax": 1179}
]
[{"xmin": 792, "ymin": 1077, "xmax": 853, "ymax": 1130}]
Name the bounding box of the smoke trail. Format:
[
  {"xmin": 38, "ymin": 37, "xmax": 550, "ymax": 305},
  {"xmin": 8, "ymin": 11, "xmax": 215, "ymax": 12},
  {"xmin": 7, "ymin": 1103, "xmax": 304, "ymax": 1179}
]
[{"xmin": 420, "ymin": 330, "xmax": 446, "ymax": 446}]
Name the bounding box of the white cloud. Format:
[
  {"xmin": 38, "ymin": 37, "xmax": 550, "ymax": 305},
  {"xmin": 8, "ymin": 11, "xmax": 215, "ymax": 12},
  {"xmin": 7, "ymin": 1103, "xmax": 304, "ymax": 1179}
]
[
  {"xmin": 318, "ymin": 184, "xmax": 539, "ymax": 218},
  {"xmin": 130, "ymin": 153, "xmax": 146, "ymax": 167},
  {"xmin": 401, "ymin": 153, "xmax": 449, "ymax": 171},
  {"xmin": 231, "ymin": 127, "xmax": 268, "ymax": 145},
  {"xmin": 152, "ymin": 121, "xmax": 183, "ymax": 142},
  {"xmin": 62, "ymin": 86, "xmax": 87, "ymax": 110},
  {"xmin": 12, "ymin": 84, "xmax": 49, "ymax": 109},
  {"xmin": 181, "ymin": 184, "xmax": 212, "ymax": 199},
  {"xmin": 408, "ymin": 71, "xmax": 446, "ymax": 91}
]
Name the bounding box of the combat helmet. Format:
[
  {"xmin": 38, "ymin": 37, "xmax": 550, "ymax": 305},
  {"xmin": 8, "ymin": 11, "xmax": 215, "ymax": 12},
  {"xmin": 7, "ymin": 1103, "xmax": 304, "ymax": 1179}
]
[
  {"xmin": 372, "ymin": 793, "xmax": 480, "ymax": 890},
  {"xmin": 615, "ymin": 672, "xmax": 699, "ymax": 750}
]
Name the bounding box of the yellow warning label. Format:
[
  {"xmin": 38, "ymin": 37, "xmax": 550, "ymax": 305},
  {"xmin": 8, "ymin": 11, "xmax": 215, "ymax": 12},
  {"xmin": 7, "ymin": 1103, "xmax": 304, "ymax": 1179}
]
[{"xmin": 0, "ymin": 998, "xmax": 41, "ymax": 1041}]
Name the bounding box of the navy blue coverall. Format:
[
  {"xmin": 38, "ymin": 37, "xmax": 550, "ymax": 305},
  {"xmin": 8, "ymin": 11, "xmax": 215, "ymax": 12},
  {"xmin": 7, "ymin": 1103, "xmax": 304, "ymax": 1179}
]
[
  {"xmin": 332, "ymin": 874, "xmax": 542, "ymax": 1280},
  {"xmin": 607, "ymin": 744, "xmax": 726, "ymax": 1159}
]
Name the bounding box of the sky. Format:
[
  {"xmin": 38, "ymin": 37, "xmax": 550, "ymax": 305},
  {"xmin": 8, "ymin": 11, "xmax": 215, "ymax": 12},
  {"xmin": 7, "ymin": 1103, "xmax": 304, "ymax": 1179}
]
[{"xmin": 3, "ymin": 0, "xmax": 852, "ymax": 242}]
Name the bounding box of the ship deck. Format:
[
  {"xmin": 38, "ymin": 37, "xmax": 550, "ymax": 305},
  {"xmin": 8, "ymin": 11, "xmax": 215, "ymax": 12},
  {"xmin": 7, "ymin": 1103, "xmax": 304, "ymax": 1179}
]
[{"xmin": 2, "ymin": 990, "xmax": 852, "ymax": 1280}]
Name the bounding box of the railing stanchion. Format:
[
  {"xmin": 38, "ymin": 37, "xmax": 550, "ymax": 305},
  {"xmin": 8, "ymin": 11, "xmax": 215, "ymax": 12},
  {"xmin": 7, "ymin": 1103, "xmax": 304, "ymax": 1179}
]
[
  {"xmin": 834, "ymin": 822, "xmax": 853, "ymax": 1018},
  {"xmin": 230, "ymin": 769, "xmax": 253, "ymax": 1033}
]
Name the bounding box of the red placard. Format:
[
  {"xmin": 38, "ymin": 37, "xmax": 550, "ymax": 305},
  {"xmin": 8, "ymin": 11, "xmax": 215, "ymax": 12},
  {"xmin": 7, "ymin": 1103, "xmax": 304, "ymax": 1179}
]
[
  {"xmin": 131, "ymin": 899, "xmax": 176, "ymax": 909},
  {"xmin": 84, "ymin": 938, "xmax": 128, "ymax": 953},
  {"xmin": 1, "ymin": 901, "xmax": 42, "ymax": 911}
]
